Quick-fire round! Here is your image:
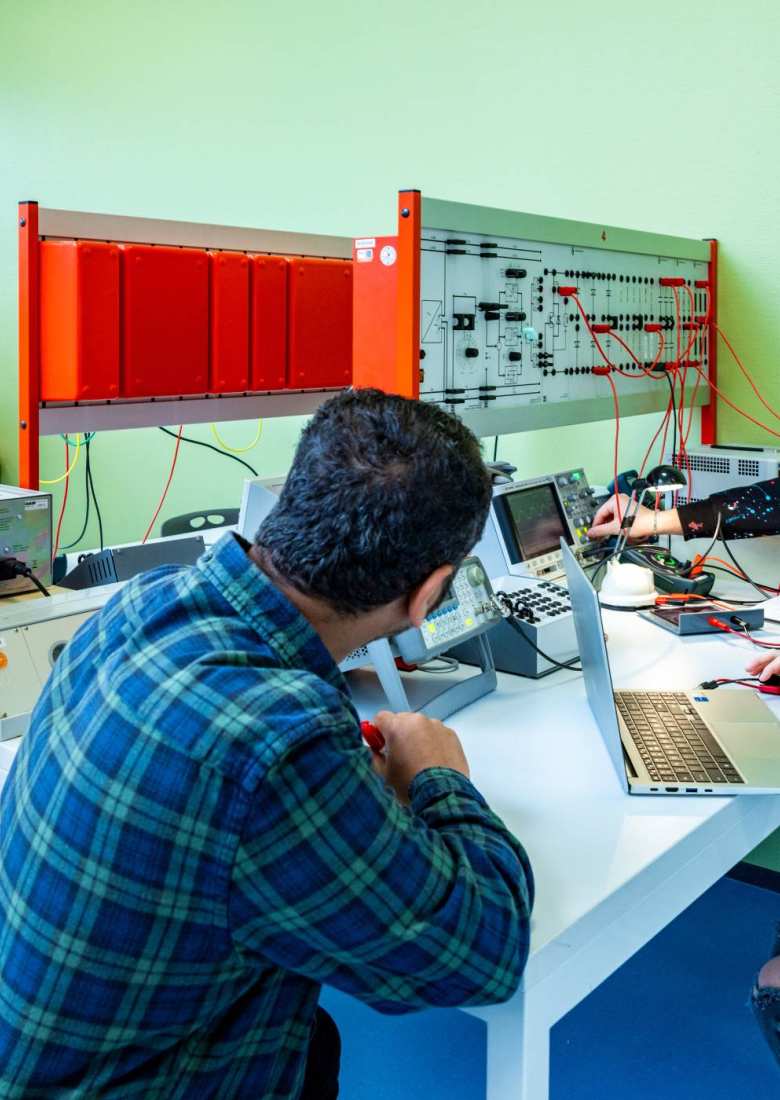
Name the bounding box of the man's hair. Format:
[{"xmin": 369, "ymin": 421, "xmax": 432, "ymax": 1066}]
[{"xmin": 256, "ymin": 389, "xmax": 492, "ymax": 615}]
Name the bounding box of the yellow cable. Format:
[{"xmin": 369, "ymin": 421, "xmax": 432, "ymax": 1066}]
[
  {"xmin": 40, "ymin": 434, "xmax": 81, "ymax": 484},
  {"xmin": 209, "ymin": 420, "xmax": 263, "ymax": 453}
]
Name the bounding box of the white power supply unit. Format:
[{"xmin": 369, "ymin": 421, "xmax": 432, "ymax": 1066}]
[
  {"xmin": 0, "ymin": 585, "xmax": 116, "ymax": 741},
  {"xmin": 663, "ymin": 445, "xmax": 780, "ymax": 506}
]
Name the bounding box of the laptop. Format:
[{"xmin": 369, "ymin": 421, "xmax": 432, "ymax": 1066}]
[{"xmin": 561, "ymin": 539, "xmax": 780, "ymax": 796}]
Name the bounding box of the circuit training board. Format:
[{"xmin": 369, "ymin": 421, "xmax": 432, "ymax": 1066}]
[
  {"xmin": 419, "ymin": 228, "xmax": 710, "ymax": 407},
  {"xmin": 352, "ymin": 193, "xmax": 715, "ymax": 438}
]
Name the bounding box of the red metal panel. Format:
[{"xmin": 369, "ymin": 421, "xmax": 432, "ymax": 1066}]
[
  {"xmin": 210, "ymin": 250, "xmax": 250, "ymax": 393},
  {"xmin": 700, "ymin": 239, "xmax": 718, "ymax": 444},
  {"xmin": 121, "ymin": 244, "xmax": 209, "ymax": 397},
  {"xmin": 18, "ymin": 201, "xmax": 40, "ymax": 488},
  {"xmin": 351, "ymin": 190, "xmax": 420, "ymax": 398},
  {"xmin": 249, "ymin": 255, "xmax": 288, "ymax": 390},
  {"xmin": 352, "ymin": 234, "xmax": 399, "ymax": 392},
  {"xmin": 40, "ymin": 240, "xmax": 120, "ymax": 401},
  {"xmin": 288, "ymin": 257, "xmax": 352, "ymax": 389}
]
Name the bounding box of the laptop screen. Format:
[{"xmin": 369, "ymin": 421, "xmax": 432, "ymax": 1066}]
[{"xmin": 560, "ymin": 539, "xmax": 629, "ymax": 793}]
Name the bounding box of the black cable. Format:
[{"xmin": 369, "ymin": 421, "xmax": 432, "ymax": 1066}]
[
  {"xmin": 158, "ymin": 426, "xmax": 258, "ymax": 477},
  {"xmin": 504, "ymin": 614, "xmax": 582, "ymax": 672},
  {"xmin": 493, "ymin": 436, "xmax": 499, "ymax": 462},
  {"xmin": 590, "ymin": 556, "xmax": 610, "ymax": 589},
  {"xmin": 86, "ymin": 438, "xmax": 104, "ymax": 551},
  {"xmin": 0, "ymin": 557, "xmax": 50, "ymax": 597},
  {"xmin": 60, "ymin": 437, "xmax": 92, "ymax": 551},
  {"xmin": 705, "ymin": 564, "xmax": 772, "ymax": 596},
  {"xmin": 25, "ymin": 571, "xmax": 51, "ymax": 598},
  {"xmin": 720, "ymin": 538, "xmax": 774, "ymax": 601}
]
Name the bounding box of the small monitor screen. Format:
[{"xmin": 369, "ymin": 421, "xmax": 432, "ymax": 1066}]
[{"xmin": 496, "ymin": 481, "xmax": 570, "ymax": 563}]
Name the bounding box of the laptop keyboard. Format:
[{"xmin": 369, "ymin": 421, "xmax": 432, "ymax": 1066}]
[{"xmin": 615, "ymin": 691, "xmax": 744, "ymax": 785}]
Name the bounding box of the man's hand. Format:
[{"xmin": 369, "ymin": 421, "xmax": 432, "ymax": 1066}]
[
  {"xmin": 587, "ymin": 494, "xmax": 682, "ymax": 541},
  {"xmin": 746, "ymin": 652, "xmax": 780, "ymax": 682},
  {"xmin": 368, "ymin": 710, "xmax": 470, "ymax": 804}
]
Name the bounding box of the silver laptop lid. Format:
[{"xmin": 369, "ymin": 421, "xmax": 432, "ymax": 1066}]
[{"xmin": 561, "ymin": 539, "xmax": 629, "ymax": 792}]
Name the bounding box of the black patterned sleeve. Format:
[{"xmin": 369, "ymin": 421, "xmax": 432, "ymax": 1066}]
[{"xmin": 678, "ymin": 478, "xmax": 780, "ymax": 540}]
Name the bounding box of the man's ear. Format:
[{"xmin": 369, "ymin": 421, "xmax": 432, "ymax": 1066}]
[{"xmin": 407, "ymin": 564, "xmax": 455, "ymax": 628}]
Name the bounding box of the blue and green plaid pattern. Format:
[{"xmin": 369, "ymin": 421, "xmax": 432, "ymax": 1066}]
[{"xmin": 0, "ymin": 533, "xmax": 534, "ymax": 1098}]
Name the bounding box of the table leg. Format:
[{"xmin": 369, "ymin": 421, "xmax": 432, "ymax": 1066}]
[{"xmin": 483, "ymin": 988, "xmax": 551, "ymax": 1100}]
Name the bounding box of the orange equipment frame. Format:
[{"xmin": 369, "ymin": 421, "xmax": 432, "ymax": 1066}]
[{"xmin": 18, "ymin": 201, "xmax": 353, "ymax": 489}]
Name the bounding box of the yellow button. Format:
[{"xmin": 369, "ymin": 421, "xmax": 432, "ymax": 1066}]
[
  {"xmin": 427, "ymin": 623, "xmax": 436, "ymax": 633},
  {"xmin": 465, "ymin": 617, "xmax": 474, "ymax": 627}
]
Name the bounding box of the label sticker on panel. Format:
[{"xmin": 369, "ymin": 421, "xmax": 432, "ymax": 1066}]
[
  {"xmin": 380, "ymin": 245, "xmax": 397, "ymax": 266},
  {"xmin": 356, "ymin": 248, "xmax": 374, "ymax": 263}
]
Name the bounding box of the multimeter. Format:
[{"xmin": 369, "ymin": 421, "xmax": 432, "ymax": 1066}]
[{"xmin": 620, "ymin": 546, "xmax": 715, "ymax": 595}]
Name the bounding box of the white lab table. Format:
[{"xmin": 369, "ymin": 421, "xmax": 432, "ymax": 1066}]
[
  {"xmin": 456, "ymin": 536, "xmax": 780, "ymax": 1099},
  {"xmin": 2, "ymin": 535, "xmax": 780, "ymax": 1099}
]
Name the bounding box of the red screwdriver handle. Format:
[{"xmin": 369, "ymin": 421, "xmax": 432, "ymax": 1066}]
[{"xmin": 360, "ymin": 720, "xmax": 386, "ymax": 752}]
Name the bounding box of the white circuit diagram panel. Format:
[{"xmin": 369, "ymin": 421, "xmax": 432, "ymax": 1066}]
[{"xmin": 418, "ymin": 228, "xmax": 710, "ymax": 413}]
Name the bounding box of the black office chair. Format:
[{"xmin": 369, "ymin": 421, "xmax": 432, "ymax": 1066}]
[{"xmin": 160, "ymin": 508, "xmax": 239, "ymax": 538}]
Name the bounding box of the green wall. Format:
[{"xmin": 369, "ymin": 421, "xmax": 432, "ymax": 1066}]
[{"xmin": 2, "ymin": 1, "xmax": 780, "ymax": 864}]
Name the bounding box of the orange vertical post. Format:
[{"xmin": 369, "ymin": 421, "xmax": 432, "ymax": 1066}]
[
  {"xmin": 395, "ymin": 189, "xmax": 422, "ymax": 397},
  {"xmin": 18, "ymin": 200, "xmax": 40, "ymax": 488},
  {"xmin": 700, "ymin": 238, "xmax": 718, "ymax": 444}
]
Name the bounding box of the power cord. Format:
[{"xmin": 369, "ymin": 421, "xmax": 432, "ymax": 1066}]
[
  {"xmin": 0, "ymin": 557, "xmax": 50, "ymax": 597},
  {"xmin": 158, "ymin": 426, "xmax": 259, "ymax": 477},
  {"xmin": 493, "ymin": 592, "xmax": 582, "ymax": 672},
  {"xmin": 60, "ymin": 434, "xmax": 105, "ymax": 552},
  {"xmin": 419, "ymin": 655, "xmax": 461, "ymax": 675},
  {"xmin": 721, "ymin": 537, "xmax": 776, "ymax": 600},
  {"xmin": 503, "ymin": 616, "xmax": 582, "ymax": 672}
]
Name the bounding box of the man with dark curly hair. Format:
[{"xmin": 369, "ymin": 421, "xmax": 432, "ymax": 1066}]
[{"xmin": 0, "ymin": 389, "xmax": 534, "ymax": 1099}]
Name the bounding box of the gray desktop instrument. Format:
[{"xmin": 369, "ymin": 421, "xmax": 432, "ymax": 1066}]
[
  {"xmin": 0, "ymin": 485, "xmax": 52, "ymax": 596},
  {"xmin": 60, "ymin": 537, "xmax": 205, "ymax": 590},
  {"xmin": 450, "ymin": 574, "xmax": 577, "ymax": 678},
  {"xmin": 473, "ymin": 468, "xmax": 596, "ymax": 581},
  {"xmin": 639, "ymin": 603, "xmax": 765, "ymax": 636},
  {"xmin": 340, "ymin": 557, "xmax": 500, "ymax": 720},
  {"xmin": 561, "ymin": 538, "xmax": 780, "ymax": 796}
]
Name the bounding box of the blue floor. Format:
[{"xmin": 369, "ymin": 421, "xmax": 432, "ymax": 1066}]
[{"xmin": 321, "ymin": 875, "xmax": 780, "ymax": 1099}]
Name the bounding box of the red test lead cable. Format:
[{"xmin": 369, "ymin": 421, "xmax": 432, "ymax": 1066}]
[
  {"xmin": 706, "ymin": 617, "xmax": 780, "ymax": 648},
  {"xmin": 686, "ymin": 363, "xmax": 780, "ymax": 440},
  {"xmin": 142, "ymin": 425, "xmax": 184, "ymax": 544}
]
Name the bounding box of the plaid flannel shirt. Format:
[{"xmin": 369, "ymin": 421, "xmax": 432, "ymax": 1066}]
[{"xmin": 0, "ymin": 532, "xmax": 534, "ymax": 1099}]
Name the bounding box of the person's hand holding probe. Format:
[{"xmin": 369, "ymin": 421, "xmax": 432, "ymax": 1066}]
[
  {"xmin": 361, "ymin": 711, "xmax": 470, "ymax": 806},
  {"xmin": 587, "ymin": 493, "xmax": 683, "ymax": 541}
]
